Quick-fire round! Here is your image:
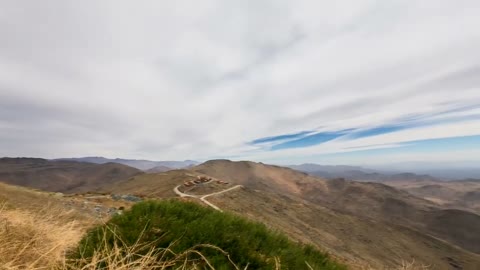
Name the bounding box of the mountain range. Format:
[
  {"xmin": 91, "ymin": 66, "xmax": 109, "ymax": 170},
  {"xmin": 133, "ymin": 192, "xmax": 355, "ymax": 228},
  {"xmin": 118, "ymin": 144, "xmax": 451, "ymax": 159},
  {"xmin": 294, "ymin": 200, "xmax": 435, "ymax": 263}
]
[
  {"xmin": 0, "ymin": 157, "xmax": 142, "ymax": 193},
  {"xmin": 53, "ymin": 157, "xmax": 199, "ymax": 171},
  {"xmin": 1, "ymin": 157, "xmax": 479, "ymax": 269},
  {"xmin": 289, "ymin": 163, "xmax": 455, "ymax": 181}
]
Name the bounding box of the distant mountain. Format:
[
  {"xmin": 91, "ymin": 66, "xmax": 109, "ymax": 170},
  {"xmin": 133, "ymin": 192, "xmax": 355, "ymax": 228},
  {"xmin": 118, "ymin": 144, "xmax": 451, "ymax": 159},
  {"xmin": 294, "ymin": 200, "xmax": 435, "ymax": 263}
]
[
  {"xmin": 0, "ymin": 157, "xmax": 142, "ymax": 193},
  {"xmin": 146, "ymin": 165, "xmax": 172, "ymax": 173},
  {"xmin": 415, "ymin": 168, "xmax": 480, "ymax": 180},
  {"xmin": 289, "ymin": 163, "xmax": 375, "ymax": 173},
  {"xmin": 289, "ymin": 163, "xmax": 480, "ymax": 231},
  {"xmin": 371, "ymin": 162, "xmax": 480, "ymax": 180},
  {"xmin": 53, "ymin": 157, "xmax": 199, "ymax": 171},
  {"xmin": 289, "ymin": 163, "xmax": 439, "ymax": 182}
]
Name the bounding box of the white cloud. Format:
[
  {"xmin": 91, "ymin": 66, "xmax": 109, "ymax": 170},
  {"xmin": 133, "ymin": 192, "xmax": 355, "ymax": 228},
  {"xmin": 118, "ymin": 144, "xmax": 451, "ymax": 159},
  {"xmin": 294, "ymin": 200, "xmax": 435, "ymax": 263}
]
[{"xmin": 0, "ymin": 1, "xmax": 479, "ymax": 163}]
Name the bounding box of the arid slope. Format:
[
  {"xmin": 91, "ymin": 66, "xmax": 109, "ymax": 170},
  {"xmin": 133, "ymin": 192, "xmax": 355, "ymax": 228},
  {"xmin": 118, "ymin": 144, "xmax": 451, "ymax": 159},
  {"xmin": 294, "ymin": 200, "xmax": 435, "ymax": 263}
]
[
  {"xmin": 0, "ymin": 158, "xmax": 142, "ymax": 193},
  {"xmin": 384, "ymin": 179, "xmax": 480, "ymax": 214},
  {"xmin": 54, "ymin": 159, "xmax": 480, "ymax": 269},
  {"xmin": 191, "ymin": 160, "xmax": 480, "ymax": 269}
]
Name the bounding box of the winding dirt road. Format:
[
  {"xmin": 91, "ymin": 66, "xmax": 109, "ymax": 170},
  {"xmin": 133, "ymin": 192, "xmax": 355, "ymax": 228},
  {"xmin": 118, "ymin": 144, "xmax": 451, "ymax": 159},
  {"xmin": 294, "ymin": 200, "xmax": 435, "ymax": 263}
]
[{"xmin": 174, "ymin": 184, "xmax": 242, "ymax": 212}]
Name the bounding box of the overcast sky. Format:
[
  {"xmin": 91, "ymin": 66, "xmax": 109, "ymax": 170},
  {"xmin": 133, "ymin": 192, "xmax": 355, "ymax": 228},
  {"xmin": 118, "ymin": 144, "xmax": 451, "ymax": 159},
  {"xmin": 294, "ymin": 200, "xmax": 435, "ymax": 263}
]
[{"xmin": 1, "ymin": 1, "xmax": 480, "ymax": 166}]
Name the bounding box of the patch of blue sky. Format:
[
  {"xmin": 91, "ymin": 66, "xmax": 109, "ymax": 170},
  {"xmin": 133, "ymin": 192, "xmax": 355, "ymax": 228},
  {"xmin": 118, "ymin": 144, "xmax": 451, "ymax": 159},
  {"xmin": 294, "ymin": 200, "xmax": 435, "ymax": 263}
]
[
  {"xmin": 250, "ymin": 131, "xmax": 313, "ymax": 144},
  {"xmin": 271, "ymin": 130, "xmax": 349, "ymax": 150},
  {"xmin": 345, "ymin": 125, "xmax": 407, "ymax": 140}
]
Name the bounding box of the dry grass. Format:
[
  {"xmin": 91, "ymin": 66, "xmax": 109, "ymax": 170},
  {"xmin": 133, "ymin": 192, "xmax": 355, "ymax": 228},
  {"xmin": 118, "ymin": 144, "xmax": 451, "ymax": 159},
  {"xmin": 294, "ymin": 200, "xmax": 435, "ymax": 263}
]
[
  {"xmin": 68, "ymin": 228, "xmax": 245, "ymax": 270},
  {"xmin": 0, "ymin": 202, "xmax": 90, "ymax": 269},
  {"xmin": 0, "ymin": 183, "xmax": 265, "ymax": 270},
  {"xmin": 0, "ymin": 202, "xmax": 250, "ymax": 270}
]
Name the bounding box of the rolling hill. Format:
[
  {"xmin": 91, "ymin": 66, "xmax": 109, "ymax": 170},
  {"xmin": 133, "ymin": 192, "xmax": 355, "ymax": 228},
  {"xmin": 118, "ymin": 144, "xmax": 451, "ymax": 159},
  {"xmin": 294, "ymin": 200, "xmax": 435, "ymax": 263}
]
[
  {"xmin": 291, "ymin": 163, "xmax": 480, "ymax": 215},
  {"xmin": 54, "ymin": 157, "xmax": 198, "ymax": 171},
  {"xmin": 195, "ymin": 161, "xmax": 480, "ymax": 253},
  {"xmin": 384, "ymin": 179, "xmax": 480, "ymax": 215},
  {"xmin": 0, "ymin": 157, "xmax": 142, "ymax": 193},
  {"xmin": 145, "ymin": 165, "xmax": 173, "ymax": 173}
]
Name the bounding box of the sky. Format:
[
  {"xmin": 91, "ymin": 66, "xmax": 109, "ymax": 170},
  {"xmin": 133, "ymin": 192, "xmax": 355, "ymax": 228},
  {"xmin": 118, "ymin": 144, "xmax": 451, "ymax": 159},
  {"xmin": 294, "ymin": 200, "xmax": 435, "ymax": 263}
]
[{"xmin": 1, "ymin": 1, "xmax": 480, "ymax": 168}]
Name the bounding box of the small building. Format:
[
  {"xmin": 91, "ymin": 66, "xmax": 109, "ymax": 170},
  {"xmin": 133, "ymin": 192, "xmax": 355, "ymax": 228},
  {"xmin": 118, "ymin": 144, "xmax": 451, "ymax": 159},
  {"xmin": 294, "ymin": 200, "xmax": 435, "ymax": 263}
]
[
  {"xmin": 196, "ymin": 176, "xmax": 209, "ymax": 182},
  {"xmin": 216, "ymin": 180, "xmax": 229, "ymax": 185}
]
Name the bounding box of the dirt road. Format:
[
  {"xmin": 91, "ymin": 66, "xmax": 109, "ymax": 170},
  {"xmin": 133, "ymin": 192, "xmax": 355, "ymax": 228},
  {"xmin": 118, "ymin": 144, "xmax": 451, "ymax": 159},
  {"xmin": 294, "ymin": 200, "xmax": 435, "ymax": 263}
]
[{"xmin": 173, "ymin": 184, "xmax": 242, "ymax": 212}]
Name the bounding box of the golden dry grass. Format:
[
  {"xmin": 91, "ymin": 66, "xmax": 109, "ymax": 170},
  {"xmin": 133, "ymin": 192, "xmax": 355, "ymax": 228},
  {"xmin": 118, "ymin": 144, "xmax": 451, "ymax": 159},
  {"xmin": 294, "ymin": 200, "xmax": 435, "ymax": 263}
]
[
  {"xmin": 0, "ymin": 203, "xmax": 89, "ymax": 269},
  {"xmin": 0, "ymin": 182, "xmax": 246, "ymax": 270},
  {"xmin": 0, "ymin": 203, "xmax": 238, "ymax": 270},
  {"xmin": 69, "ymin": 230, "xmax": 245, "ymax": 270}
]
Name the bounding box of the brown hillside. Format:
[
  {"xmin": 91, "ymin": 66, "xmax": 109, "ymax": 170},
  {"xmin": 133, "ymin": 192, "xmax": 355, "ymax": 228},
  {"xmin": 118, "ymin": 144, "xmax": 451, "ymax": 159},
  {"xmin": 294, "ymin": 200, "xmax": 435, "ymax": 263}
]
[
  {"xmin": 207, "ymin": 187, "xmax": 480, "ymax": 269},
  {"xmin": 99, "ymin": 160, "xmax": 480, "ymax": 269},
  {"xmin": 146, "ymin": 165, "xmax": 172, "ymax": 173},
  {"xmin": 194, "ymin": 160, "xmax": 436, "ymax": 224},
  {"xmin": 189, "ymin": 160, "xmax": 480, "ymax": 269},
  {"xmin": 385, "ymin": 180, "xmax": 480, "ymax": 214},
  {"xmin": 193, "ymin": 159, "xmax": 329, "ymax": 195},
  {"xmin": 0, "ymin": 158, "xmax": 142, "ymax": 193},
  {"xmin": 102, "ymin": 169, "xmax": 198, "ymax": 197}
]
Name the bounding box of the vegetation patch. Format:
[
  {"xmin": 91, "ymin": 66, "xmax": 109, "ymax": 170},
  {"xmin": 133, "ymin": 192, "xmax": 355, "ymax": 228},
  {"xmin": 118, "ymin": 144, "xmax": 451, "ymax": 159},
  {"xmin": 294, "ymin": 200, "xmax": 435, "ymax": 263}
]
[{"xmin": 73, "ymin": 199, "xmax": 345, "ymax": 269}]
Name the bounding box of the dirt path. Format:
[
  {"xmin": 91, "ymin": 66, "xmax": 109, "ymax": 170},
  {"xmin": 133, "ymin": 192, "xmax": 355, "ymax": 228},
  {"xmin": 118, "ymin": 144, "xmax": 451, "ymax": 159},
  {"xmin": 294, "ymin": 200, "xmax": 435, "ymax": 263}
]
[{"xmin": 173, "ymin": 184, "xmax": 243, "ymax": 212}]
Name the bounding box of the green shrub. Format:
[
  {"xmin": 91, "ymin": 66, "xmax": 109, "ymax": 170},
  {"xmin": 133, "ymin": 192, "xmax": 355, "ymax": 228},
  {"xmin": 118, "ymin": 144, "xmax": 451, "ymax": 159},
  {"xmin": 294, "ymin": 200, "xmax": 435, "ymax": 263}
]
[{"xmin": 73, "ymin": 200, "xmax": 346, "ymax": 270}]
